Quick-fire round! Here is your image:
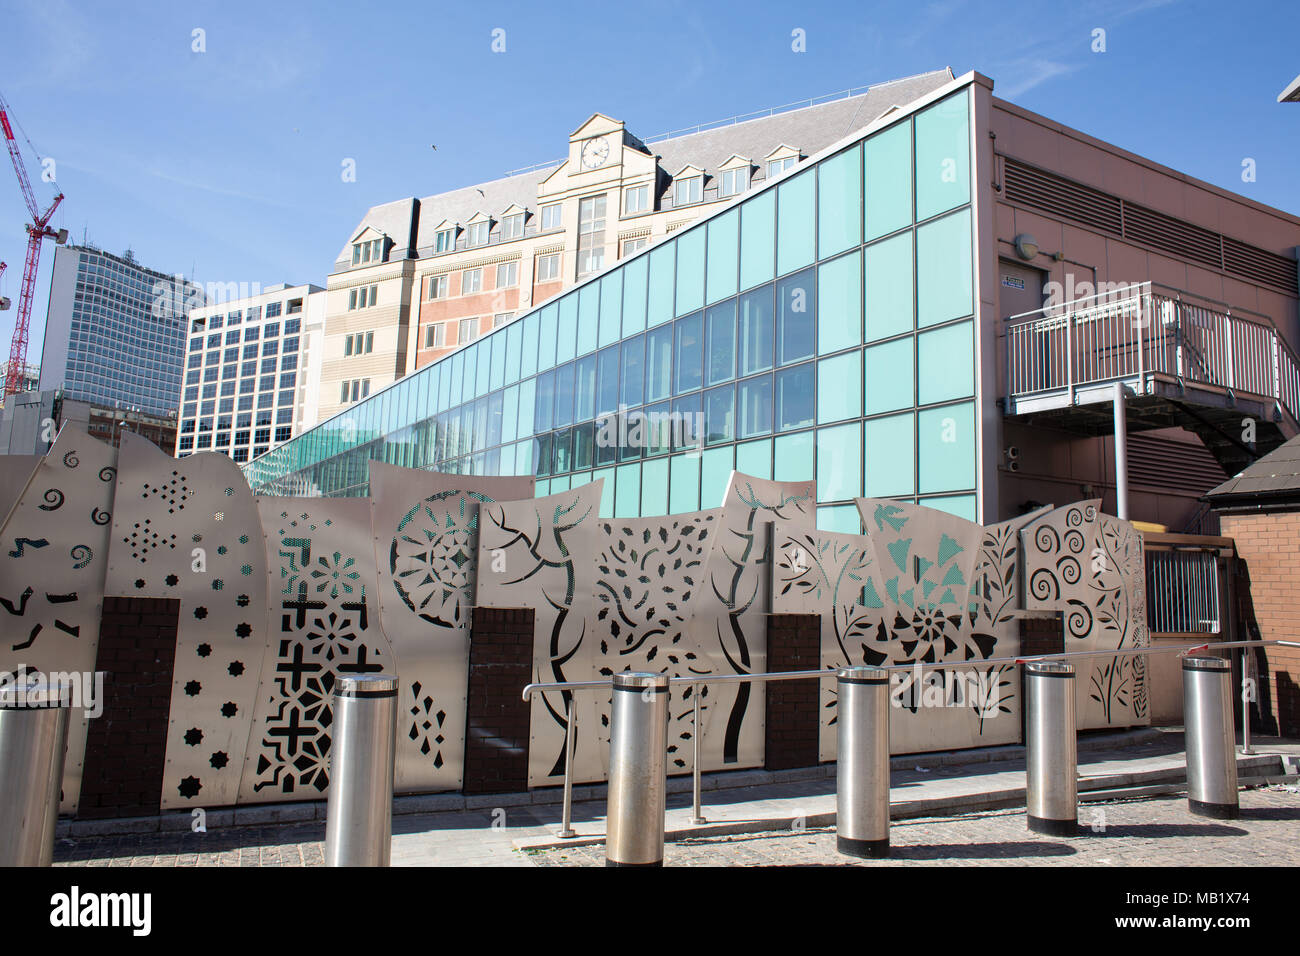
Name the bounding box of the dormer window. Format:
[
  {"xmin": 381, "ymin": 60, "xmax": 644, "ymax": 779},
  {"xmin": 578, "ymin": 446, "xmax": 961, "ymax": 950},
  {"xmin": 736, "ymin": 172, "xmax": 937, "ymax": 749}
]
[
  {"xmin": 467, "ymin": 221, "xmax": 490, "ymax": 247},
  {"xmin": 500, "ymin": 213, "xmax": 524, "ymax": 240},
  {"xmin": 674, "ymin": 175, "xmax": 703, "ymax": 207},
  {"xmin": 352, "ymin": 237, "xmax": 385, "ymax": 265},
  {"xmin": 435, "ymin": 228, "xmax": 456, "ymax": 253},
  {"xmin": 720, "ymin": 167, "xmax": 749, "ymax": 198},
  {"xmin": 767, "ymin": 155, "xmax": 797, "ymax": 178}
]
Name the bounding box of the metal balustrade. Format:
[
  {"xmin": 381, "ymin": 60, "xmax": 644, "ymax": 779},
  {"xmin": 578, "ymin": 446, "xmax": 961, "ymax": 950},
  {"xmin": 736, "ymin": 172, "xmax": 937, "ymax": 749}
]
[{"xmin": 1004, "ymin": 281, "xmax": 1300, "ymax": 427}]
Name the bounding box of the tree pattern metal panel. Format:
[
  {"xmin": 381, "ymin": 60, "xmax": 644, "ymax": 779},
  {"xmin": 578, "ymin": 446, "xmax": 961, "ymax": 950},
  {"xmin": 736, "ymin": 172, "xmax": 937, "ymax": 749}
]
[
  {"xmin": 369, "ymin": 461, "xmax": 534, "ymax": 793},
  {"xmin": 477, "ymin": 480, "xmax": 604, "ymax": 787},
  {"xmin": 237, "ymin": 497, "xmax": 395, "ymax": 803},
  {"xmin": 105, "ymin": 432, "xmax": 269, "ymax": 810},
  {"xmin": 0, "ymin": 425, "xmax": 116, "ymax": 814},
  {"xmin": 1020, "ymin": 500, "xmax": 1149, "ymax": 729}
]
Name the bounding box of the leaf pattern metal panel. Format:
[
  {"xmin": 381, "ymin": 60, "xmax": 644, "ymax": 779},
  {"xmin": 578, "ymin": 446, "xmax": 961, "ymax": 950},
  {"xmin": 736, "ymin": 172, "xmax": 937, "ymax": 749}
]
[
  {"xmin": 369, "ymin": 461, "xmax": 534, "ymax": 793},
  {"xmin": 105, "ymin": 432, "xmax": 269, "ymax": 810},
  {"xmin": 0, "ymin": 426, "xmax": 116, "ymax": 814},
  {"xmin": 477, "ymin": 480, "xmax": 604, "ymax": 787}
]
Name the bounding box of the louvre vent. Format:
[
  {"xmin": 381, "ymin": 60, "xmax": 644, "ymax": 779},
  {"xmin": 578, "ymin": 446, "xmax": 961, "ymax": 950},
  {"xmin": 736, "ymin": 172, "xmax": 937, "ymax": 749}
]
[
  {"xmin": 1127, "ymin": 434, "xmax": 1227, "ymax": 495},
  {"xmin": 1001, "ymin": 158, "xmax": 1299, "ymax": 297}
]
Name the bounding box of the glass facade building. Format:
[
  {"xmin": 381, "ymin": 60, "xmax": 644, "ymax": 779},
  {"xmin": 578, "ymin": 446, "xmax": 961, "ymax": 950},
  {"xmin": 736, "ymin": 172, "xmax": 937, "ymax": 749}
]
[{"xmin": 245, "ymin": 87, "xmax": 980, "ymax": 529}]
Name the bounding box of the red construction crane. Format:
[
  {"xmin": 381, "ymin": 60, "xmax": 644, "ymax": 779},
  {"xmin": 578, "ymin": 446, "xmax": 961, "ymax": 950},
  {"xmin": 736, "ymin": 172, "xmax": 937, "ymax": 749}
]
[{"xmin": 0, "ymin": 91, "xmax": 66, "ymax": 395}]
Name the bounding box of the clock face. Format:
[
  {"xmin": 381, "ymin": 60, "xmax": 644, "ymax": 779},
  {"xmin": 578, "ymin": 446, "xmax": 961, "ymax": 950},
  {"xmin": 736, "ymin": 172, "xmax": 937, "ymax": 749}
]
[{"xmin": 581, "ymin": 137, "xmax": 610, "ymax": 169}]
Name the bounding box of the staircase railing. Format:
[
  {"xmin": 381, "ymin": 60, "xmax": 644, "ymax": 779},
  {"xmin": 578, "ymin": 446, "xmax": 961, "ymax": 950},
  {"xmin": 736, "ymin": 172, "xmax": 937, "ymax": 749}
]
[{"xmin": 1005, "ymin": 281, "xmax": 1300, "ymax": 430}]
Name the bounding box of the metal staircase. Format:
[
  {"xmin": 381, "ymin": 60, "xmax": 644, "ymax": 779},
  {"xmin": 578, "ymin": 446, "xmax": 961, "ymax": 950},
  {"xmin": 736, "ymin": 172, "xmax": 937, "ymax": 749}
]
[{"xmin": 1002, "ymin": 282, "xmax": 1300, "ymax": 476}]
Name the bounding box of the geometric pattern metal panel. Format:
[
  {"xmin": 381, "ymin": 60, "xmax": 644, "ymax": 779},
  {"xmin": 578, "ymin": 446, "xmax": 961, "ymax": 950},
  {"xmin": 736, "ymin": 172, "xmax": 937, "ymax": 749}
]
[
  {"xmin": 0, "ymin": 425, "xmax": 116, "ymax": 814},
  {"xmin": 105, "ymin": 433, "xmax": 269, "ymax": 810},
  {"xmin": 368, "ymin": 461, "xmax": 534, "ymax": 793},
  {"xmin": 237, "ymin": 497, "xmax": 395, "ymax": 803},
  {"xmin": 476, "ymin": 479, "xmax": 604, "ymax": 787}
]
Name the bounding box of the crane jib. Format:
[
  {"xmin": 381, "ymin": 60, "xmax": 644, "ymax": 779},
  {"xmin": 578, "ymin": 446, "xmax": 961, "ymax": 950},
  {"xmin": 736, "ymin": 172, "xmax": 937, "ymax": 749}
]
[{"xmin": 0, "ymin": 111, "xmax": 13, "ymax": 140}]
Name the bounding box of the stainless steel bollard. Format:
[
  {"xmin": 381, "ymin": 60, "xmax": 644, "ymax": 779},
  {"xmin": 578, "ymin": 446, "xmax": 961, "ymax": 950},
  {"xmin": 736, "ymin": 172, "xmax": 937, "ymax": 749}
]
[
  {"xmin": 1025, "ymin": 661, "xmax": 1077, "ymax": 836},
  {"xmin": 1183, "ymin": 656, "xmax": 1239, "ymax": 819},
  {"xmin": 836, "ymin": 666, "xmax": 890, "ymax": 858},
  {"xmin": 0, "ymin": 678, "xmax": 71, "ymax": 866},
  {"xmin": 606, "ymin": 672, "xmax": 670, "ymax": 867},
  {"xmin": 325, "ymin": 674, "xmax": 398, "ymax": 866}
]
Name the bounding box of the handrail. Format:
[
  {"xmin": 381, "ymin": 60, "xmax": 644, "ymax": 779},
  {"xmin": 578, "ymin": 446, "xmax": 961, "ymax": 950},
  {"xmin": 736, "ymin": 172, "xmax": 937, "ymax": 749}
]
[{"xmin": 521, "ymin": 639, "xmax": 1299, "ymax": 838}]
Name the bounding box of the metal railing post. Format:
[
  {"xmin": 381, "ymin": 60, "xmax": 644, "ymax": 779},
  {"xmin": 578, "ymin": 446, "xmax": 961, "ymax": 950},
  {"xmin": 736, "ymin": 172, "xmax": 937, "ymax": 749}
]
[
  {"xmin": 1025, "ymin": 661, "xmax": 1077, "ymax": 835},
  {"xmin": 559, "ymin": 692, "xmax": 576, "ymax": 838},
  {"xmin": 835, "ymin": 666, "xmax": 890, "ymax": 858},
  {"xmin": 1065, "ymin": 310, "xmax": 1075, "ymax": 404},
  {"xmin": 1182, "ymin": 656, "xmax": 1239, "ymax": 819},
  {"xmin": 690, "ymin": 686, "xmax": 705, "ymax": 825},
  {"xmin": 0, "ymin": 678, "xmax": 71, "ymax": 867},
  {"xmin": 324, "ymin": 674, "xmax": 398, "ymax": 867},
  {"xmin": 606, "ymin": 672, "xmax": 670, "ymax": 867},
  {"xmin": 1239, "ymin": 647, "xmax": 1253, "ymax": 756}
]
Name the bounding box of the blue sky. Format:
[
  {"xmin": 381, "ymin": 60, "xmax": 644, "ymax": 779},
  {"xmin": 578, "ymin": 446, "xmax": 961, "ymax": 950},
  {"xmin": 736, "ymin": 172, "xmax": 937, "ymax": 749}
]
[{"xmin": 1, "ymin": 0, "xmax": 1297, "ymax": 359}]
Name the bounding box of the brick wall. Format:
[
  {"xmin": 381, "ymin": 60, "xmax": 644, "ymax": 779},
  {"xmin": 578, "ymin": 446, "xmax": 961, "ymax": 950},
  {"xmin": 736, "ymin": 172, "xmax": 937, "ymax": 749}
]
[
  {"xmin": 463, "ymin": 606, "xmax": 535, "ymax": 795},
  {"xmin": 764, "ymin": 613, "xmax": 821, "ymax": 770},
  {"xmin": 78, "ymin": 596, "xmax": 180, "ymax": 819},
  {"xmin": 1220, "ymin": 511, "xmax": 1300, "ymax": 737}
]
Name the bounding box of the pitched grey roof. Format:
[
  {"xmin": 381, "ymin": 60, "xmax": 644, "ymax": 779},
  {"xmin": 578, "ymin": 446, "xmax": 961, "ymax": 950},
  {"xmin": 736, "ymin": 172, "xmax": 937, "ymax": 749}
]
[
  {"xmin": 1205, "ymin": 433, "xmax": 1300, "ymax": 504},
  {"xmin": 332, "ymin": 197, "xmax": 419, "ymax": 269},
  {"xmin": 334, "ymin": 69, "xmax": 954, "ymax": 270}
]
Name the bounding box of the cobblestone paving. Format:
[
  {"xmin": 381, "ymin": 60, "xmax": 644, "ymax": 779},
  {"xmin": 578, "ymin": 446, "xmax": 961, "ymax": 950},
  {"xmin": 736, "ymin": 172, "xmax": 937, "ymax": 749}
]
[
  {"xmin": 54, "ymin": 822, "xmax": 327, "ymax": 867},
  {"xmin": 530, "ymin": 787, "xmax": 1300, "ymax": 867}
]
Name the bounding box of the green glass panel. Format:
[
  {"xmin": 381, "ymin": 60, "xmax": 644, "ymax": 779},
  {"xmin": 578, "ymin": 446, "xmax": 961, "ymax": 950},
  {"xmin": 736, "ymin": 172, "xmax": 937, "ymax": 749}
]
[
  {"xmin": 476, "ymin": 342, "xmax": 491, "ymax": 398},
  {"xmin": 817, "ymin": 250, "xmax": 861, "ymax": 355},
  {"xmin": 864, "ymin": 232, "xmax": 913, "ymax": 342},
  {"xmin": 593, "ymin": 467, "xmax": 615, "ymax": 519},
  {"xmin": 816, "ymin": 421, "xmax": 861, "ymax": 502},
  {"xmin": 774, "ymin": 430, "xmax": 814, "ymax": 482},
  {"xmin": 669, "ymin": 454, "xmax": 700, "ymax": 513},
  {"xmin": 818, "ymin": 145, "xmax": 862, "ymax": 259},
  {"xmin": 917, "ymin": 208, "xmax": 972, "ymax": 328},
  {"xmin": 675, "ymin": 228, "xmax": 705, "ymax": 317},
  {"xmin": 622, "ymin": 255, "xmax": 648, "ymax": 335},
  {"xmin": 505, "ymin": 322, "xmax": 522, "ymax": 384},
  {"xmin": 776, "ymin": 170, "xmax": 815, "ymax": 276},
  {"xmin": 917, "ymin": 401, "xmax": 974, "ymax": 494},
  {"xmin": 817, "ymin": 351, "xmax": 861, "ymax": 423},
  {"xmin": 577, "ymin": 284, "xmax": 599, "ymax": 356},
  {"xmin": 701, "ymin": 446, "xmax": 733, "ymax": 510},
  {"xmin": 615, "ymin": 463, "xmax": 641, "ymax": 517},
  {"xmin": 735, "ymin": 437, "xmax": 772, "ymax": 480},
  {"xmin": 706, "ymin": 208, "xmax": 739, "ymax": 304},
  {"xmin": 537, "ymin": 304, "xmax": 557, "ymax": 371},
  {"xmin": 515, "ymin": 437, "xmax": 532, "ymax": 476},
  {"xmin": 490, "ymin": 333, "xmax": 506, "ymax": 391},
  {"xmin": 917, "ymin": 320, "xmax": 974, "ymax": 405},
  {"xmin": 864, "ymin": 412, "xmax": 914, "ymax": 496},
  {"xmin": 641, "ymin": 457, "xmax": 669, "ymax": 516},
  {"xmin": 915, "ymin": 92, "xmax": 971, "ymax": 222},
  {"xmin": 599, "ymin": 272, "xmax": 622, "ymax": 347},
  {"xmin": 647, "ymin": 244, "xmax": 675, "ymax": 328},
  {"xmin": 501, "ymin": 385, "xmax": 519, "ymax": 445},
  {"xmin": 924, "ymin": 494, "xmax": 976, "ymax": 522},
  {"xmin": 865, "ymin": 120, "xmax": 912, "ymax": 240},
  {"xmin": 864, "ymin": 338, "xmax": 914, "ymax": 415},
  {"xmin": 557, "ymin": 295, "xmax": 578, "ymax": 364},
  {"xmin": 521, "ymin": 313, "xmax": 539, "ymax": 378},
  {"xmin": 739, "ymin": 189, "xmax": 775, "ymax": 291},
  {"xmin": 535, "ymin": 479, "xmax": 550, "ymax": 497},
  {"xmin": 817, "ymin": 504, "xmax": 861, "ymax": 534}
]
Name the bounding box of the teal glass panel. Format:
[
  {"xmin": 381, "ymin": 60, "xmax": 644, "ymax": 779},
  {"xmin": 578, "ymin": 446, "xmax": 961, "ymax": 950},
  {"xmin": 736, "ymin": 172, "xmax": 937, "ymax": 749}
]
[
  {"xmin": 817, "ymin": 504, "xmax": 861, "ymax": 534},
  {"xmin": 515, "ymin": 437, "xmax": 532, "ymax": 476},
  {"xmin": 490, "ymin": 333, "xmax": 506, "ymax": 391},
  {"xmin": 575, "ymin": 354, "xmax": 597, "ymax": 421},
  {"xmin": 416, "ymin": 371, "xmax": 430, "ymax": 419},
  {"xmin": 552, "ymin": 363, "xmax": 575, "ymax": 428},
  {"xmin": 647, "ymin": 244, "xmax": 675, "ymax": 328},
  {"xmin": 615, "ymin": 462, "xmax": 641, "ymax": 517},
  {"xmin": 737, "ymin": 374, "xmax": 772, "ymax": 438},
  {"xmin": 620, "ymin": 335, "xmax": 644, "ymax": 408},
  {"xmin": 641, "ymin": 457, "xmax": 669, "ymax": 515},
  {"xmin": 476, "ymin": 343, "xmax": 491, "ymax": 398},
  {"xmin": 865, "ymin": 120, "xmax": 912, "ymax": 240},
  {"xmin": 551, "ymin": 473, "xmax": 570, "ymax": 492},
  {"xmin": 557, "ymin": 295, "xmax": 578, "ymax": 364},
  {"xmin": 817, "ymin": 251, "xmax": 861, "ymax": 355},
  {"xmin": 776, "ymin": 268, "xmax": 815, "ymax": 366},
  {"xmin": 917, "ymin": 401, "xmax": 974, "ymax": 494},
  {"xmin": 706, "ymin": 208, "xmax": 739, "ymax": 304},
  {"xmin": 675, "ymin": 228, "xmax": 705, "ymax": 317},
  {"xmin": 669, "ymin": 454, "xmax": 700, "ymax": 513},
  {"xmin": 704, "ymin": 384, "xmax": 734, "ymax": 444},
  {"xmin": 917, "ymin": 320, "xmax": 973, "ymax": 405},
  {"xmin": 517, "ymin": 377, "xmax": 535, "ymax": 435},
  {"xmin": 521, "ymin": 313, "xmax": 539, "ymax": 378},
  {"xmin": 817, "ymin": 421, "xmax": 862, "ymax": 502},
  {"xmin": 775, "ymin": 363, "xmax": 814, "ymax": 431},
  {"xmin": 776, "ymin": 170, "xmax": 815, "ymax": 276},
  {"xmin": 577, "ymin": 284, "xmax": 599, "ymax": 356},
  {"xmin": 739, "ymin": 189, "xmax": 775, "ymax": 291},
  {"xmin": 924, "ymin": 494, "xmax": 976, "ymax": 522},
  {"xmin": 505, "ymin": 321, "xmax": 522, "ymax": 384},
  {"xmin": 817, "ymin": 351, "xmax": 861, "ymax": 423},
  {"xmin": 572, "ymin": 421, "xmax": 594, "ymax": 470},
  {"xmin": 674, "ymin": 312, "xmax": 703, "ymax": 394},
  {"xmin": 705, "ymin": 300, "xmax": 736, "ymax": 386},
  {"xmin": 917, "ymin": 208, "xmax": 972, "ymax": 328},
  {"xmin": 501, "ymin": 385, "xmax": 519, "ymax": 445},
  {"xmin": 593, "ymin": 467, "xmax": 615, "ymax": 515},
  {"xmin": 538, "ymin": 303, "xmax": 558, "ymax": 371},
  {"xmin": 701, "ymin": 446, "xmax": 733, "ymax": 510},
  {"xmin": 864, "ymin": 337, "xmax": 914, "ymax": 415},
  {"xmin": 598, "ymin": 272, "xmax": 622, "ymax": 348},
  {"xmin": 735, "ymin": 437, "xmax": 772, "ymax": 480},
  {"xmin": 774, "ymin": 430, "xmax": 813, "ymax": 482},
  {"xmin": 818, "ymin": 145, "xmax": 862, "ymax": 259},
  {"xmin": 622, "ymin": 255, "xmax": 648, "ymax": 335},
  {"xmin": 864, "ymin": 412, "xmax": 914, "ymax": 496},
  {"xmin": 646, "ymin": 324, "xmax": 672, "ymax": 403},
  {"xmin": 864, "ymin": 232, "xmax": 913, "ymax": 342},
  {"xmin": 914, "ymin": 92, "xmax": 971, "ymax": 222},
  {"xmin": 739, "ymin": 284, "xmax": 774, "ymax": 375}
]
